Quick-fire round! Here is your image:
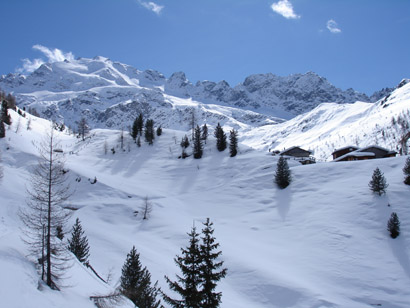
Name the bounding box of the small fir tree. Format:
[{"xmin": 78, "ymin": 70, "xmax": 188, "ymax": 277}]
[
  {"xmin": 201, "ymin": 124, "xmax": 208, "ymax": 143},
  {"xmin": 67, "ymin": 218, "xmax": 90, "ymax": 264},
  {"xmin": 162, "ymin": 227, "xmax": 203, "ymax": 308},
  {"xmin": 180, "ymin": 135, "xmax": 190, "ymax": 159},
  {"xmin": 275, "ymin": 156, "xmax": 291, "ymax": 189},
  {"xmin": 156, "ymin": 126, "xmax": 162, "ymax": 136},
  {"xmin": 136, "ymin": 113, "xmax": 144, "ymax": 136},
  {"xmin": 137, "ymin": 136, "xmax": 141, "ymax": 147},
  {"xmin": 214, "ymin": 123, "xmax": 227, "ymax": 152},
  {"xmin": 193, "ymin": 125, "xmax": 203, "ymax": 159},
  {"xmin": 200, "ymin": 218, "xmax": 227, "ymax": 308},
  {"xmin": 1, "ymin": 100, "xmax": 11, "ymax": 125},
  {"xmin": 181, "ymin": 135, "xmax": 190, "ymax": 149},
  {"xmin": 144, "ymin": 119, "xmax": 155, "ymax": 145},
  {"xmin": 387, "ymin": 212, "xmax": 400, "ymax": 238},
  {"xmin": 369, "ymin": 167, "xmax": 388, "ymax": 196},
  {"xmin": 120, "ymin": 246, "xmax": 161, "ymax": 308},
  {"xmin": 131, "ymin": 117, "xmax": 139, "ymax": 140},
  {"xmin": 229, "ymin": 129, "xmax": 238, "ymax": 157},
  {"xmin": 403, "ymin": 157, "xmax": 410, "ymax": 185},
  {"xmin": 56, "ymin": 225, "xmax": 64, "ymax": 240},
  {"xmin": 0, "ymin": 119, "xmax": 5, "ymax": 138}
]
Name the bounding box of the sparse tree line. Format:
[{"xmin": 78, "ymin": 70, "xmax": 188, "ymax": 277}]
[
  {"xmin": 179, "ymin": 122, "xmax": 238, "ymax": 159},
  {"xmin": 273, "ymin": 154, "xmax": 410, "ymax": 240}
]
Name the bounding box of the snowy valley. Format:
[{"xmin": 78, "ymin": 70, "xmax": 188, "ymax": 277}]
[{"xmin": 0, "ymin": 58, "xmax": 410, "ymax": 308}]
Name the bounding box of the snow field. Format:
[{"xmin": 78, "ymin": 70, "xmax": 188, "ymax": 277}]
[{"xmin": 1, "ymin": 109, "xmax": 410, "ymax": 308}]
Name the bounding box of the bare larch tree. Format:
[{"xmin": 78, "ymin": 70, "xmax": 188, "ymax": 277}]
[{"xmin": 20, "ymin": 129, "xmax": 72, "ymax": 289}]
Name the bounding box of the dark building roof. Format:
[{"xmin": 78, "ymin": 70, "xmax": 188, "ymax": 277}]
[{"xmin": 279, "ymin": 146, "xmax": 312, "ymax": 157}]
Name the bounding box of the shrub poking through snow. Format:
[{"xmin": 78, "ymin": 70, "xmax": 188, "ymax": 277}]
[
  {"xmin": 369, "ymin": 167, "xmax": 388, "ymax": 196},
  {"xmin": 387, "ymin": 212, "xmax": 400, "ymax": 238}
]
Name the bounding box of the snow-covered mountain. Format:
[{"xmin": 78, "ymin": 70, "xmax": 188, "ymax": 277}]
[
  {"xmin": 242, "ymin": 78, "xmax": 410, "ymax": 161},
  {"xmin": 0, "ymin": 56, "xmax": 372, "ymax": 130}
]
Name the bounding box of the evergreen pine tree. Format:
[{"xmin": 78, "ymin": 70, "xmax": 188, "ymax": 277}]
[
  {"xmin": 180, "ymin": 135, "xmax": 189, "ymax": 159},
  {"xmin": 56, "ymin": 225, "xmax": 64, "ymax": 240},
  {"xmin": 193, "ymin": 125, "xmax": 203, "ymax": 159},
  {"xmin": 144, "ymin": 119, "xmax": 155, "ymax": 145},
  {"xmin": 156, "ymin": 126, "xmax": 162, "ymax": 136},
  {"xmin": 120, "ymin": 246, "xmax": 161, "ymax": 308},
  {"xmin": 201, "ymin": 124, "xmax": 208, "ymax": 144},
  {"xmin": 131, "ymin": 117, "xmax": 139, "ymax": 140},
  {"xmin": 136, "ymin": 113, "xmax": 144, "ymax": 136},
  {"xmin": 162, "ymin": 227, "xmax": 203, "ymax": 308},
  {"xmin": 214, "ymin": 123, "xmax": 227, "ymax": 152},
  {"xmin": 200, "ymin": 218, "xmax": 227, "ymax": 308},
  {"xmin": 181, "ymin": 135, "xmax": 190, "ymax": 149},
  {"xmin": 274, "ymin": 156, "xmax": 291, "ymax": 189},
  {"xmin": 0, "ymin": 119, "xmax": 5, "ymax": 138},
  {"xmin": 229, "ymin": 129, "xmax": 238, "ymax": 157},
  {"xmin": 369, "ymin": 167, "xmax": 388, "ymax": 196},
  {"xmin": 403, "ymin": 157, "xmax": 410, "ymax": 185},
  {"xmin": 1, "ymin": 100, "xmax": 11, "ymax": 125},
  {"xmin": 67, "ymin": 218, "xmax": 90, "ymax": 264},
  {"xmin": 387, "ymin": 212, "xmax": 400, "ymax": 238}
]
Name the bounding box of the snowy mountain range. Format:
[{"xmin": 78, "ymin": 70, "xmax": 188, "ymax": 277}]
[{"xmin": 0, "ymin": 56, "xmax": 382, "ymax": 131}]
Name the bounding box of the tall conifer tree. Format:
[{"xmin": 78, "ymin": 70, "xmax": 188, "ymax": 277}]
[
  {"xmin": 120, "ymin": 246, "xmax": 161, "ymax": 308},
  {"xmin": 162, "ymin": 227, "xmax": 203, "ymax": 308},
  {"xmin": 136, "ymin": 113, "xmax": 144, "ymax": 136},
  {"xmin": 275, "ymin": 156, "xmax": 292, "ymax": 189},
  {"xmin": 200, "ymin": 218, "xmax": 227, "ymax": 308},
  {"xmin": 201, "ymin": 124, "xmax": 208, "ymax": 144},
  {"xmin": 144, "ymin": 119, "xmax": 155, "ymax": 145},
  {"xmin": 214, "ymin": 123, "xmax": 227, "ymax": 152},
  {"xmin": 131, "ymin": 117, "xmax": 139, "ymax": 140},
  {"xmin": 193, "ymin": 125, "xmax": 203, "ymax": 159}
]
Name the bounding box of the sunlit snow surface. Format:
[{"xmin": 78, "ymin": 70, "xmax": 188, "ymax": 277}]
[{"xmin": 0, "ymin": 81, "xmax": 409, "ymax": 308}]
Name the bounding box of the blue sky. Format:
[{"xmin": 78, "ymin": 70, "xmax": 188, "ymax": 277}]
[{"xmin": 1, "ymin": 0, "xmax": 409, "ymax": 95}]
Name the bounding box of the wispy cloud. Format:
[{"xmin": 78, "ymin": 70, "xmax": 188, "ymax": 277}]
[
  {"xmin": 271, "ymin": 0, "xmax": 300, "ymax": 20},
  {"xmin": 17, "ymin": 45, "xmax": 75, "ymax": 74},
  {"xmin": 137, "ymin": 0, "xmax": 164, "ymax": 15},
  {"xmin": 326, "ymin": 19, "xmax": 342, "ymax": 34}
]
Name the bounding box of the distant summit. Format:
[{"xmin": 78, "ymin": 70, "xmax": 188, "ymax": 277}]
[{"xmin": 0, "ymin": 56, "xmax": 396, "ymax": 129}]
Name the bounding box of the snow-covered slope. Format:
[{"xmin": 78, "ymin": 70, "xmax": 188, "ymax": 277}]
[
  {"xmin": 1, "ymin": 108, "xmax": 410, "ymax": 308},
  {"xmin": 242, "ymin": 79, "xmax": 410, "ymax": 161},
  {"xmin": 0, "ymin": 56, "xmax": 371, "ymax": 130}
]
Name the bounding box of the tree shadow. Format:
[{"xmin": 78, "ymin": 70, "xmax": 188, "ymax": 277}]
[{"xmin": 274, "ymin": 186, "xmax": 292, "ymax": 220}]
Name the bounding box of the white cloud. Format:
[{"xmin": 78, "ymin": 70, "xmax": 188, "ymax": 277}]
[
  {"xmin": 327, "ymin": 19, "xmax": 342, "ymax": 34},
  {"xmin": 17, "ymin": 45, "xmax": 75, "ymax": 74},
  {"xmin": 137, "ymin": 0, "xmax": 164, "ymax": 15},
  {"xmin": 271, "ymin": 0, "xmax": 300, "ymax": 19}
]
